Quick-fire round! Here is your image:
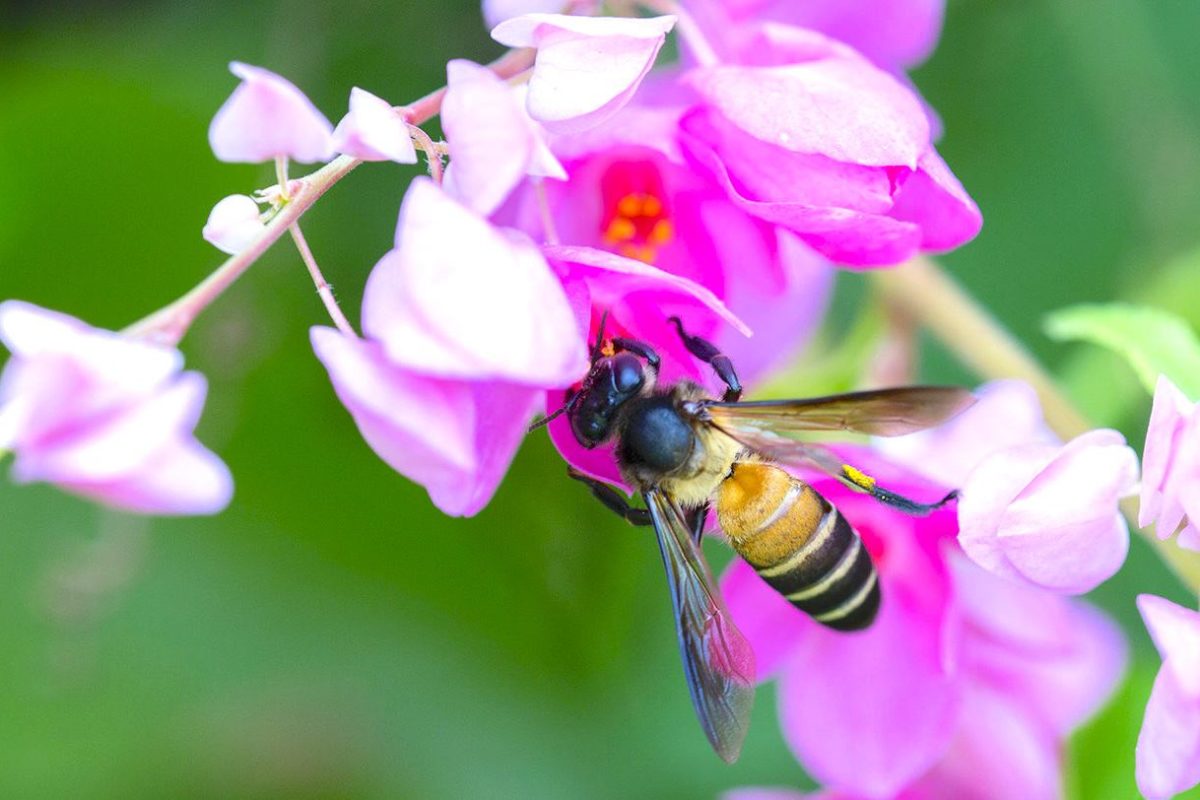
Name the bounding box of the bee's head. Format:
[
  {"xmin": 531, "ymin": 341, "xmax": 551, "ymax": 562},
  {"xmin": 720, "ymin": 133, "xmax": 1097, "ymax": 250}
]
[{"xmin": 568, "ymin": 351, "xmax": 650, "ymax": 448}]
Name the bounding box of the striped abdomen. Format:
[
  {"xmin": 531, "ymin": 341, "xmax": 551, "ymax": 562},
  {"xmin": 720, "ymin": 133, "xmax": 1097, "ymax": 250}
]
[{"xmin": 716, "ymin": 461, "xmax": 879, "ymax": 632}]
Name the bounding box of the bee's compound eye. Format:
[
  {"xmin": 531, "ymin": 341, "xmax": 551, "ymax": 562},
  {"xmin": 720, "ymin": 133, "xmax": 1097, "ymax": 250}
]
[{"xmin": 612, "ymin": 355, "xmax": 645, "ymax": 394}]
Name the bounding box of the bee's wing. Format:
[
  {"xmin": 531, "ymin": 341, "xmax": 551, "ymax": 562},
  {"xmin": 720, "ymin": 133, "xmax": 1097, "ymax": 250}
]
[
  {"xmin": 701, "ymin": 386, "xmax": 975, "ymax": 437},
  {"xmin": 644, "ymin": 488, "xmax": 755, "ymax": 764}
]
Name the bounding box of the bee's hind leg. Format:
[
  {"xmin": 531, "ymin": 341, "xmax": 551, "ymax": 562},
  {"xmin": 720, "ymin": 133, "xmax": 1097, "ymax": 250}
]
[
  {"xmin": 667, "ymin": 317, "xmax": 742, "ymax": 402},
  {"xmin": 567, "ymin": 467, "xmax": 651, "ymax": 526}
]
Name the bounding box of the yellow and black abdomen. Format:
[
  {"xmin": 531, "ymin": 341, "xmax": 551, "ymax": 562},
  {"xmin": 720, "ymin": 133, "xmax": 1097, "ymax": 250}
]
[{"xmin": 716, "ymin": 461, "xmax": 880, "ymax": 632}]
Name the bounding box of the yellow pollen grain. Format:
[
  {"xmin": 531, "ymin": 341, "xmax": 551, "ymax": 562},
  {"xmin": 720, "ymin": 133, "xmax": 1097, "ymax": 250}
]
[
  {"xmin": 605, "ymin": 218, "xmax": 637, "ymax": 242},
  {"xmin": 618, "ymin": 194, "xmax": 644, "ymax": 217},
  {"xmin": 843, "ymin": 465, "xmax": 876, "ymax": 491},
  {"xmin": 642, "ymin": 195, "xmax": 663, "ymax": 216},
  {"xmin": 649, "ymin": 219, "xmax": 673, "ymax": 244}
]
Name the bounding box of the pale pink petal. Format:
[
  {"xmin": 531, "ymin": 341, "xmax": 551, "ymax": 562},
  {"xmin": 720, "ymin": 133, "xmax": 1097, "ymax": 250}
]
[
  {"xmin": 202, "ymin": 194, "xmax": 265, "ymax": 254},
  {"xmin": 1139, "ymin": 377, "xmax": 1187, "ymax": 532},
  {"xmin": 208, "ymin": 62, "xmax": 334, "ymax": 164},
  {"xmin": 684, "ymin": 60, "xmax": 929, "ymax": 169},
  {"xmin": 958, "ymin": 430, "xmax": 1136, "ymax": 594},
  {"xmin": 311, "ymin": 327, "xmax": 475, "ymax": 474},
  {"xmin": 428, "ymin": 383, "xmax": 544, "ymax": 516},
  {"xmin": 361, "ymin": 178, "xmax": 588, "ymax": 386},
  {"xmin": 996, "ymin": 430, "xmax": 1137, "ymax": 594},
  {"xmin": 331, "ymin": 87, "xmax": 417, "ymax": 164},
  {"xmin": 914, "ymin": 684, "xmax": 1061, "ymax": 800},
  {"xmin": 11, "ymin": 372, "xmax": 207, "ymax": 484},
  {"xmin": 482, "ymin": 0, "xmax": 568, "ymax": 28},
  {"xmin": 442, "ymin": 60, "xmax": 564, "ymax": 217},
  {"xmin": 1136, "ymin": 596, "xmax": 1200, "ymax": 799},
  {"xmin": 0, "ymin": 301, "xmax": 181, "ymax": 386},
  {"xmin": 1139, "ymin": 594, "xmax": 1200, "ymax": 698},
  {"xmin": 63, "ymin": 437, "xmax": 233, "ymax": 516},
  {"xmin": 954, "ymin": 555, "xmax": 1126, "ymax": 735},
  {"xmin": 876, "ymin": 380, "xmax": 1051, "ymax": 489},
  {"xmin": 491, "ymin": 14, "xmax": 677, "ymax": 134}
]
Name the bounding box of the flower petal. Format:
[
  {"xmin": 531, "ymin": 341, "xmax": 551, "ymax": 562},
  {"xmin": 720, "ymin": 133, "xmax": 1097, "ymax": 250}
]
[
  {"xmin": 491, "ymin": 14, "xmax": 677, "ymax": 134},
  {"xmin": 331, "ymin": 87, "xmax": 417, "ymax": 164},
  {"xmin": 361, "ymin": 178, "xmax": 588, "ymax": 386},
  {"xmin": 202, "ymin": 194, "xmax": 265, "ymax": 254},
  {"xmin": 442, "ymin": 59, "xmax": 564, "ymax": 216},
  {"xmin": 1139, "ymin": 594, "xmax": 1200, "ymax": 699},
  {"xmin": 1137, "ymin": 660, "xmax": 1200, "ymax": 800},
  {"xmin": 208, "ymin": 62, "xmax": 334, "ymax": 163}
]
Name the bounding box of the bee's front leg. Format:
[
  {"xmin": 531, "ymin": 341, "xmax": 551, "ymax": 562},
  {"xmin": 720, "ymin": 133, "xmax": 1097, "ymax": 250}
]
[{"xmin": 567, "ymin": 467, "xmax": 651, "ymax": 526}]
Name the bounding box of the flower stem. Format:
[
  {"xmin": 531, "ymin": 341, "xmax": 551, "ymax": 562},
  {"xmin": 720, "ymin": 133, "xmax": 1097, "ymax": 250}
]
[
  {"xmin": 288, "ymin": 222, "xmax": 356, "ymax": 337},
  {"xmin": 407, "ymin": 124, "xmax": 444, "ymax": 185},
  {"xmin": 126, "ymin": 47, "xmax": 536, "ymax": 346},
  {"xmin": 874, "ymin": 257, "xmax": 1200, "ymax": 593}
]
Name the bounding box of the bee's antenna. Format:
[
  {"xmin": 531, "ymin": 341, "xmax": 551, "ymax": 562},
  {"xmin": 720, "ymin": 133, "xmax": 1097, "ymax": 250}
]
[
  {"xmin": 591, "ymin": 310, "xmax": 610, "ymax": 361},
  {"xmin": 528, "ymin": 404, "xmax": 568, "ymax": 433}
]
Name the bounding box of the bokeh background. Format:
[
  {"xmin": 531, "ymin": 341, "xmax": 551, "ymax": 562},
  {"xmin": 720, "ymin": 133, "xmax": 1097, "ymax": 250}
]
[{"xmin": 3, "ymin": 1, "xmax": 1200, "ymax": 797}]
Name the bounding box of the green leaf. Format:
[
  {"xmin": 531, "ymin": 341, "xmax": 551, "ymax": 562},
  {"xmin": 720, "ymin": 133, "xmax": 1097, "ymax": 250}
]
[{"xmin": 1045, "ymin": 303, "xmax": 1200, "ymax": 400}]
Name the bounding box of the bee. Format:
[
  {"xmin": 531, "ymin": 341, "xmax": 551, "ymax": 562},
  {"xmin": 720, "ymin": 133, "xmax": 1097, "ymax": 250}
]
[{"xmin": 536, "ymin": 315, "xmax": 974, "ymax": 763}]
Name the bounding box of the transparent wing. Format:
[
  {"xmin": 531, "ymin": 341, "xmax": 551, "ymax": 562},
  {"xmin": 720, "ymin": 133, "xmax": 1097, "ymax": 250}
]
[
  {"xmin": 644, "ymin": 488, "xmax": 755, "ymax": 764},
  {"xmin": 701, "ymin": 386, "xmax": 975, "ymax": 437}
]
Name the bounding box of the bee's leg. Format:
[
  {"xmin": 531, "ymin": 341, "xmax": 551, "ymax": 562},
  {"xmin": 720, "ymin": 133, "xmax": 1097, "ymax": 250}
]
[
  {"xmin": 685, "ymin": 503, "xmax": 710, "ymax": 546},
  {"xmin": 567, "ymin": 467, "xmax": 652, "ymax": 526},
  {"xmin": 667, "ymin": 317, "xmax": 742, "ymax": 402},
  {"xmin": 840, "ymin": 464, "xmax": 959, "ymax": 515},
  {"xmin": 611, "ymin": 337, "xmax": 661, "ymax": 372}
]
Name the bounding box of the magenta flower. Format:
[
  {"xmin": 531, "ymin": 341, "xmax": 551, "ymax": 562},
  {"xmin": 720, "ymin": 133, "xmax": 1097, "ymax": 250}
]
[
  {"xmin": 684, "ymin": 0, "xmax": 946, "ymax": 71},
  {"xmin": 1139, "ymin": 374, "xmax": 1200, "ymax": 551},
  {"xmin": 331, "ymin": 87, "xmax": 418, "ymax": 164},
  {"xmin": 1136, "ymin": 593, "xmax": 1200, "ymax": 800},
  {"xmin": 208, "ymin": 62, "xmax": 334, "ymax": 164},
  {"xmin": 441, "ymin": 59, "xmax": 565, "ymax": 217},
  {"xmin": 721, "ymin": 452, "xmax": 1124, "ymax": 798},
  {"xmin": 0, "ymin": 301, "xmax": 232, "ymax": 515},
  {"xmin": 679, "ymin": 31, "xmax": 980, "ymax": 265},
  {"xmin": 879, "ymin": 380, "xmax": 1137, "ymax": 594},
  {"xmin": 490, "ymin": 13, "xmax": 677, "ymax": 134},
  {"xmin": 202, "ymin": 193, "xmax": 264, "ymax": 254},
  {"xmin": 499, "ymin": 82, "xmax": 833, "ymax": 387}
]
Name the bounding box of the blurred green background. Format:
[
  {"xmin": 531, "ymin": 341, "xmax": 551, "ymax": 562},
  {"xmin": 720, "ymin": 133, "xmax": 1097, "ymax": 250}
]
[{"xmin": 2, "ymin": 1, "xmax": 1200, "ymax": 797}]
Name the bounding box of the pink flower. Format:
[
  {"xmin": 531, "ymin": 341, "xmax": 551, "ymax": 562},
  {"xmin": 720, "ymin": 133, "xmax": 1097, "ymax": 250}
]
[
  {"xmin": 880, "ymin": 380, "xmax": 1137, "ymax": 594},
  {"xmin": 0, "ymin": 301, "xmax": 232, "ymax": 515},
  {"xmin": 490, "ymin": 13, "xmax": 677, "ymax": 134},
  {"xmin": 209, "ymin": 62, "xmax": 334, "ymax": 164},
  {"xmin": 202, "ymin": 194, "xmax": 264, "ymax": 254},
  {"xmin": 313, "ymin": 178, "xmax": 588, "ymax": 516},
  {"xmin": 1136, "ymin": 594, "xmax": 1200, "ymax": 800},
  {"xmin": 684, "ymin": 0, "xmax": 946, "ymax": 71},
  {"xmin": 679, "ymin": 33, "xmax": 980, "ymax": 265},
  {"xmin": 1139, "ymin": 374, "xmax": 1200, "ymax": 551},
  {"xmin": 721, "ymin": 453, "xmax": 1124, "ymax": 798},
  {"xmin": 331, "ymin": 87, "xmax": 417, "ymax": 164},
  {"xmin": 441, "ymin": 59, "xmax": 565, "ymax": 216}
]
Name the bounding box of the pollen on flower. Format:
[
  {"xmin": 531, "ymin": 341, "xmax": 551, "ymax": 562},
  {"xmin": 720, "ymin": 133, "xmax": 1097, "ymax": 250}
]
[{"xmin": 599, "ymin": 161, "xmax": 675, "ymax": 264}]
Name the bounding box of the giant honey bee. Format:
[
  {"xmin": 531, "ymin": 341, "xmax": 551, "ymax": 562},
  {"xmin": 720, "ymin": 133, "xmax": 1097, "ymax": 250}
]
[{"xmin": 536, "ymin": 315, "xmax": 974, "ymax": 763}]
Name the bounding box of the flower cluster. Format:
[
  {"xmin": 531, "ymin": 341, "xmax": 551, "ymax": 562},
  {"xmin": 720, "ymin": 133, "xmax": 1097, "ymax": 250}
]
[{"xmin": 5, "ymin": 1, "xmax": 1196, "ymax": 797}]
